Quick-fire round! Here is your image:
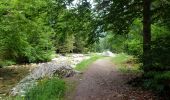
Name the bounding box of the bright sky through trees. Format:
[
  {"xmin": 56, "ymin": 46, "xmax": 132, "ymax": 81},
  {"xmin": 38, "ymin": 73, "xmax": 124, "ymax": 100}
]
[{"xmin": 71, "ymin": 0, "xmax": 95, "ymax": 8}]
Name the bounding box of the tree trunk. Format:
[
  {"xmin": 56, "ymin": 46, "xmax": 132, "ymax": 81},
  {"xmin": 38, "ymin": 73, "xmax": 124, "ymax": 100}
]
[{"xmin": 143, "ymin": 0, "xmax": 152, "ymax": 72}]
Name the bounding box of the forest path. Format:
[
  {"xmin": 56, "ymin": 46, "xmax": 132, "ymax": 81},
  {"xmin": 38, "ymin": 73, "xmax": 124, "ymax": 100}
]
[{"xmin": 71, "ymin": 58, "xmax": 158, "ymax": 100}]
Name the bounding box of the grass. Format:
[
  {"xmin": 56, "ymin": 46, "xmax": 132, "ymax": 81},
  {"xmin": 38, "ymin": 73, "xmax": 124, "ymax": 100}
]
[
  {"xmin": 112, "ymin": 53, "xmax": 141, "ymax": 73},
  {"xmin": 25, "ymin": 77, "xmax": 66, "ymax": 100},
  {"xmin": 75, "ymin": 55, "xmax": 104, "ymax": 71},
  {"xmin": 2, "ymin": 77, "xmax": 66, "ymax": 100},
  {"xmin": 64, "ymin": 78, "xmax": 79, "ymax": 100},
  {"xmin": 112, "ymin": 53, "xmax": 130, "ymax": 63}
]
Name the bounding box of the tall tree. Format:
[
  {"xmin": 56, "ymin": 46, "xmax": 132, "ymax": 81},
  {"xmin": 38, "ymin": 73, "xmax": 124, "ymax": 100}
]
[{"xmin": 143, "ymin": 0, "xmax": 152, "ymax": 71}]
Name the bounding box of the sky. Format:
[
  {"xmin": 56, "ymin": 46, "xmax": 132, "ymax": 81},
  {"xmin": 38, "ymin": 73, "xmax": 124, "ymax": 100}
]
[
  {"xmin": 72, "ymin": 0, "xmax": 95, "ymax": 8},
  {"xmin": 72, "ymin": 0, "xmax": 94, "ymax": 5}
]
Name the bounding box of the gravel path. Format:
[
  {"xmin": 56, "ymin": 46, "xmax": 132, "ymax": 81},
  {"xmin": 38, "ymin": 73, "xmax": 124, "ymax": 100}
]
[{"xmin": 73, "ymin": 58, "xmax": 160, "ymax": 100}]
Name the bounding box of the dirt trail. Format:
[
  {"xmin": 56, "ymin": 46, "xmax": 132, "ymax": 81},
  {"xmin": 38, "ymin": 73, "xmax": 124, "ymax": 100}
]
[{"xmin": 72, "ymin": 58, "xmax": 159, "ymax": 100}]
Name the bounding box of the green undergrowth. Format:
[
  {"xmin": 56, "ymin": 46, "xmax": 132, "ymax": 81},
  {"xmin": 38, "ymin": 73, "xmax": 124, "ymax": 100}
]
[
  {"xmin": 129, "ymin": 71, "xmax": 170, "ymax": 99},
  {"xmin": 25, "ymin": 77, "xmax": 66, "ymax": 100},
  {"xmin": 142, "ymin": 71, "xmax": 170, "ymax": 98},
  {"xmin": 75, "ymin": 55, "xmax": 104, "ymax": 71},
  {"xmin": 112, "ymin": 53, "xmax": 141, "ymax": 73}
]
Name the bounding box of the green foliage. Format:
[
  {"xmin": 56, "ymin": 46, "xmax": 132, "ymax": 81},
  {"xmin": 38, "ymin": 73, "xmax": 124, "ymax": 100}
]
[
  {"xmin": 0, "ymin": 0, "xmax": 54, "ymax": 64},
  {"xmin": 47, "ymin": 0, "xmax": 96, "ymax": 54},
  {"xmin": 25, "ymin": 77, "xmax": 66, "ymax": 100},
  {"xmin": 149, "ymin": 34, "xmax": 170, "ymax": 71},
  {"xmin": 101, "ymin": 18, "xmax": 170, "ymax": 72},
  {"xmin": 0, "ymin": 0, "xmax": 99, "ymax": 66},
  {"xmin": 143, "ymin": 71, "xmax": 170, "ymax": 95},
  {"xmin": 111, "ymin": 35, "xmax": 127, "ymax": 53},
  {"xmin": 95, "ymin": 0, "xmax": 142, "ymax": 34},
  {"xmin": 125, "ymin": 19, "xmax": 143, "ymax": 56},
  {"xmin": 94, "ymin": 0, "xmax": 170, "ymax": 97},
  {"xmin": 73, "ymin": 37, "xmax": 87, "ymax": 53},
  {"xmin": 95, "ymin": 33, "xmax": 127, "ymax": 53},
  {"xmin": 75, "ymin": 55, "xmax": 103, "ymax": 71}
]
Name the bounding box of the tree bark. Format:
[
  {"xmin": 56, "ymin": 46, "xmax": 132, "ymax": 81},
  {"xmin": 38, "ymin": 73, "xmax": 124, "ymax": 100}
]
[{"xmin": 143, "ymin": 0, "xmax": 152, "ymax": 72}]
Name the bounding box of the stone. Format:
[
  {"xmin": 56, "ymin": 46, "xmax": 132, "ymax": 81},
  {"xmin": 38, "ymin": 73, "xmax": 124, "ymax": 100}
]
[{"xmin": 102, "ymin": 51, "xmax": 116, "ymax": 57}]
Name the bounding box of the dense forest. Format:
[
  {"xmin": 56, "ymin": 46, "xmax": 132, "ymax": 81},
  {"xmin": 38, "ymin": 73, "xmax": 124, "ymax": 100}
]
[
  {"xmin": 0, "ymin": 0, "xmax": 97, "ymax": 65},
  {"xmin": 0, "ymin": 0, "xmax": 170, "ymax": 98}
]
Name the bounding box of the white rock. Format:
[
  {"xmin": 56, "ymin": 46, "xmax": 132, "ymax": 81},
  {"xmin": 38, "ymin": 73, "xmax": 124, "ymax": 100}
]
[{"xmin": 102, "ymin": 51, "xmax": 116, "ymax": 57}]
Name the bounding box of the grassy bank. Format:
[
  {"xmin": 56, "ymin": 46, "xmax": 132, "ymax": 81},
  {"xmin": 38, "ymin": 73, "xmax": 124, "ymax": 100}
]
[
  {"xmin": 111, "ymin": 53, "xmax": 141, "ymax": 73},
  {"xmin": 75, "ymin": 55, "xmax": 104, "ymax": 71}
]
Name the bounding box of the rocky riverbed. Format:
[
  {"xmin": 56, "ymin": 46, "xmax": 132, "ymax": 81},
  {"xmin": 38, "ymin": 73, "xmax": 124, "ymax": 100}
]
[{"xmin": 10, "ymin": 54, "xmax": 90, "ymax": 96}]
